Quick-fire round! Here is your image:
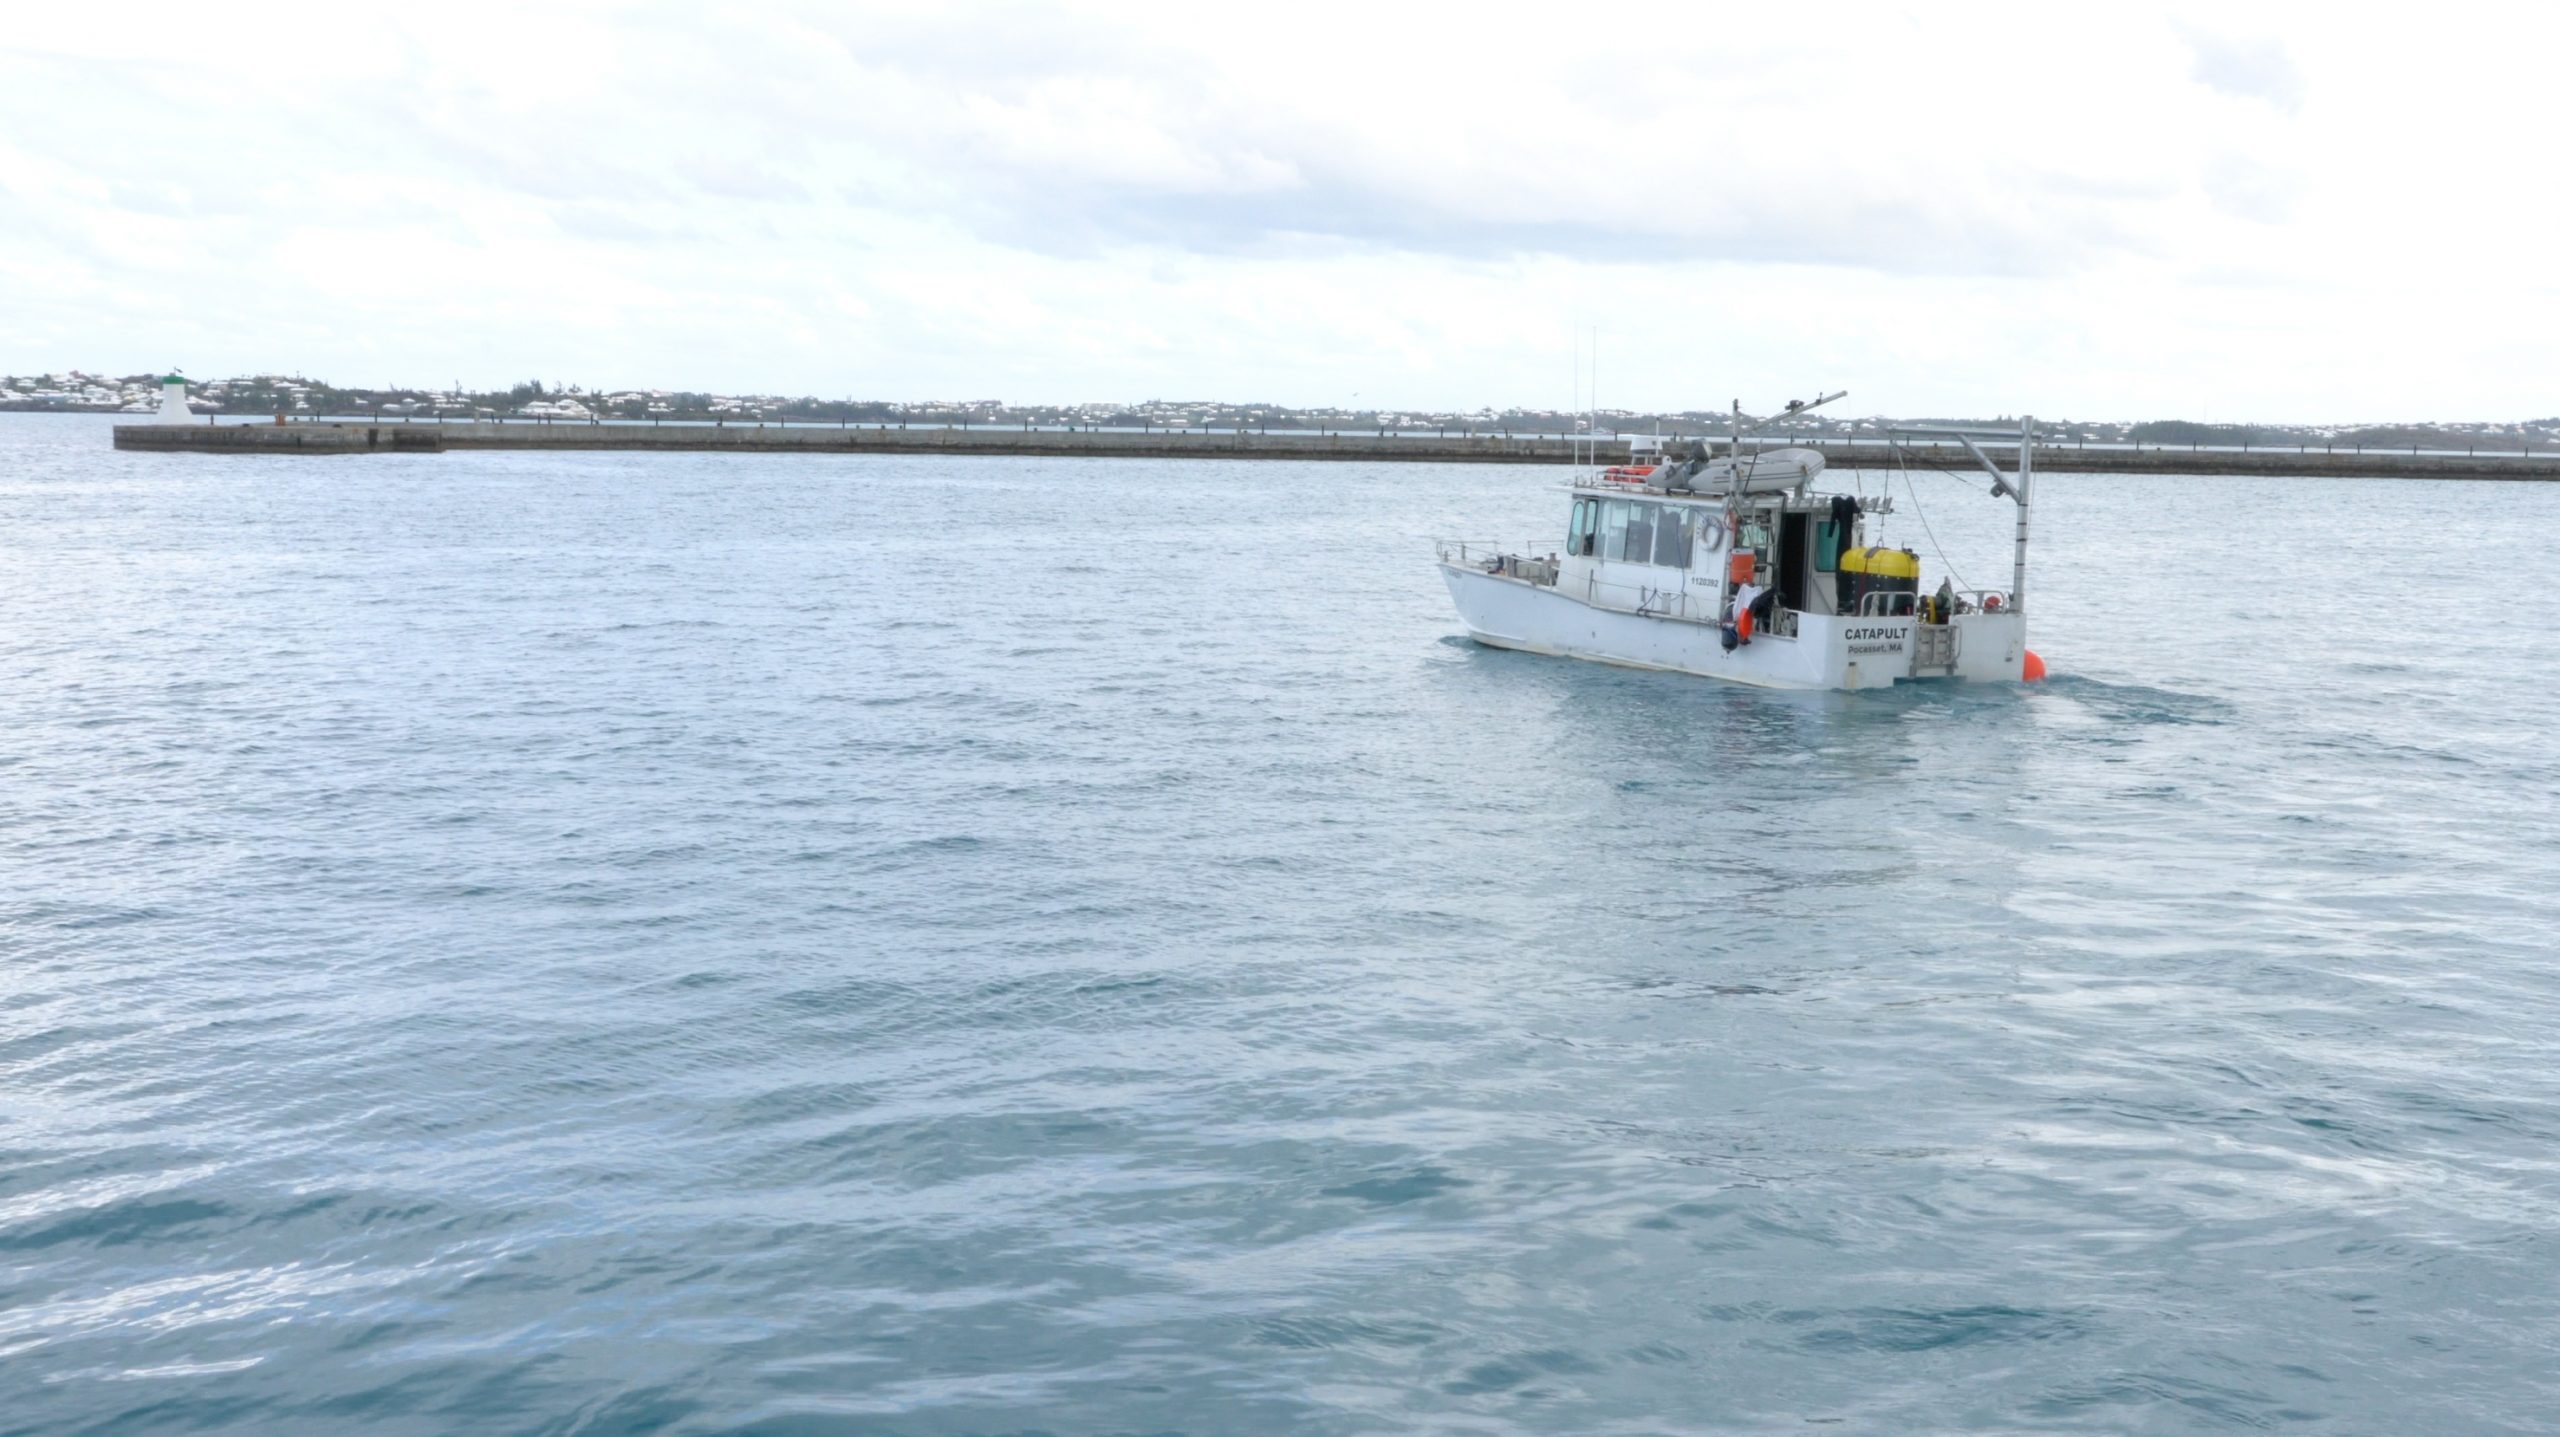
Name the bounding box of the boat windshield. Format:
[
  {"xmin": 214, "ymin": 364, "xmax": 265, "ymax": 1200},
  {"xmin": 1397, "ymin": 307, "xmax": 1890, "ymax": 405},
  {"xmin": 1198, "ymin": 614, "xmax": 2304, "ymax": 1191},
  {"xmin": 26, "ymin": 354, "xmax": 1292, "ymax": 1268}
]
[{"xmin": 1577, "ymin": 496, "xmax": 1696, "ymax": 569}]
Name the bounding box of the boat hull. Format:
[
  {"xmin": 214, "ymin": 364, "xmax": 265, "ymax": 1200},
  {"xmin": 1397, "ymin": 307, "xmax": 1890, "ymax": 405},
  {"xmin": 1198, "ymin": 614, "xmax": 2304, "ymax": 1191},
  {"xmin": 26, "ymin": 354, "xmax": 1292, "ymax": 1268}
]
[{"xmin": 1439, "ymin": 563, "xmax": 2024, "ymax": 690}]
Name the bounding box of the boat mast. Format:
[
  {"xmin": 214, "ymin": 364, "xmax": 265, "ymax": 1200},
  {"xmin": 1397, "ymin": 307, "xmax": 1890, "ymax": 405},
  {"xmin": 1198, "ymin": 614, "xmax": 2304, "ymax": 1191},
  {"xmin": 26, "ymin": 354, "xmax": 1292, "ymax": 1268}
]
[
  {"xmin": 1713, "ymin": 390, "xmax": 1847, "ymax": 621},
  {"xmin": 2012, "ymin": 416, "xmax": 2033, "ymax": 613},
  {"xmin": 1724, "ymin": 398, "xmax": 1744, "ymax": 617}
]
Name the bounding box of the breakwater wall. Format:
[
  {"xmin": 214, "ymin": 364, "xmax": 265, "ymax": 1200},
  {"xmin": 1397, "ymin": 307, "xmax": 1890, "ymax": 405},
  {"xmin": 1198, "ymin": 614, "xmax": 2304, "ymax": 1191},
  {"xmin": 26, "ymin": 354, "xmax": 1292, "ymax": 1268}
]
[
  {"xmin": 117, "ymin": 423, "xmax": 449, "ymax": 454},
  {"xmin": 113, "ymin": 422, "xmax": 2560, "ymax": 479}
]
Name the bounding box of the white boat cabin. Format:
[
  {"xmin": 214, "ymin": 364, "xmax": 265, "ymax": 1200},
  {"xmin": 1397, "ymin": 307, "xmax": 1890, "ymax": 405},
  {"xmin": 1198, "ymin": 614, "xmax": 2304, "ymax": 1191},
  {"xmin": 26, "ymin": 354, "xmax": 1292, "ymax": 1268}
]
[{"xmin": 1555, "ymin": 485, "xmax": 1879, "ymax": 635}]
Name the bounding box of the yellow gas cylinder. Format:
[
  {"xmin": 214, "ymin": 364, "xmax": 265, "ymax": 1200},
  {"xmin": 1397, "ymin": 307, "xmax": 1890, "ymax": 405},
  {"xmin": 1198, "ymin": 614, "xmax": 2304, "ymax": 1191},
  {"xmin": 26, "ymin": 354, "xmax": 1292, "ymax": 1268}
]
[{"xmin": 1842, "ymin": 546, "xmax": 1920, "ymax": 615}]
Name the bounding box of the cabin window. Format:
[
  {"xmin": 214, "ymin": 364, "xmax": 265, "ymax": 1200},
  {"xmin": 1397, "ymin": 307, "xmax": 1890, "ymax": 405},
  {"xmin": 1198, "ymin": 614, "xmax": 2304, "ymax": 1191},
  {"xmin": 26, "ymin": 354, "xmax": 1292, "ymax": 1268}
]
[
  {"xmin": 1569, "ymin": 499, "xmax": 1595, "ymax": 555},
  {"xmin": 1621, "ymin": 504, "xmax": 1655, "ymax": 563},
  {"xmin": 1814, "ymin": 519, "xmax": 1843, "ymax": 572},
  {"xmin": 1653, "ymin": 506, "xmax": 1691, "ymax": 568},
  {"xmin": 1596, "ymin": 499, "xmax": 1630, "ymax": 560}
]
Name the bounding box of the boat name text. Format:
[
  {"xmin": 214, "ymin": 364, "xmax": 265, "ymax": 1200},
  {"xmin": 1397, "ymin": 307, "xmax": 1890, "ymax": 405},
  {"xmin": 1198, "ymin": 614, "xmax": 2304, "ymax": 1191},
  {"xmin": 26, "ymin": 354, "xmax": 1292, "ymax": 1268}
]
[{"xmin": 1845, "ymin": 623, "xmax": 1909, "ymax": 657}]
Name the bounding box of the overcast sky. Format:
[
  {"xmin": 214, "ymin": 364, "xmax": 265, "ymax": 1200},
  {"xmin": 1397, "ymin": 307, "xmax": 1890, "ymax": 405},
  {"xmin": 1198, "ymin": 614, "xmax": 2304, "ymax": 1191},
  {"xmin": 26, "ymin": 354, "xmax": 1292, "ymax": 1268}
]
[{"xmin": 3, "ymin": 2, "xmax": 2551, "ymax": 421}]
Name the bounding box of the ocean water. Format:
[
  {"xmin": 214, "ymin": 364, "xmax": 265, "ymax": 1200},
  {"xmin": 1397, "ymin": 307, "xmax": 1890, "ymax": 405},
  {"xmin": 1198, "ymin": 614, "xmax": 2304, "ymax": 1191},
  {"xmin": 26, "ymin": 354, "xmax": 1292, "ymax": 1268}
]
[{"xmin": 4, "ymin": 412, "xmax": 2558, "ymax": 1435}]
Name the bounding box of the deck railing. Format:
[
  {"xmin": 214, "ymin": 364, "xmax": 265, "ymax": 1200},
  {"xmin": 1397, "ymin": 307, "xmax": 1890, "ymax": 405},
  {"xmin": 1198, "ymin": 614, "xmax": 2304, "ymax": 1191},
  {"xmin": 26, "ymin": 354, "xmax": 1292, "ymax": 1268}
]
[
  {"xmin": 1434, "ymin": 539, "xmax": 1565, "ymax": 567},
  {"xmin": 1855, "ymin": 588, "xmax": 2018, "ymax": 619}
]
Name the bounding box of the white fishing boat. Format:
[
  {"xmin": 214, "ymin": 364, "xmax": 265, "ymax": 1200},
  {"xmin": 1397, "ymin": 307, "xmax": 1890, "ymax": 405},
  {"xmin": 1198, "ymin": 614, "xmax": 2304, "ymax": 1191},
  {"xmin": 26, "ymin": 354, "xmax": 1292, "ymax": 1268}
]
[{"xmin": 1436, "ymin": 394, "xmax": 2045, "ymax": 691}]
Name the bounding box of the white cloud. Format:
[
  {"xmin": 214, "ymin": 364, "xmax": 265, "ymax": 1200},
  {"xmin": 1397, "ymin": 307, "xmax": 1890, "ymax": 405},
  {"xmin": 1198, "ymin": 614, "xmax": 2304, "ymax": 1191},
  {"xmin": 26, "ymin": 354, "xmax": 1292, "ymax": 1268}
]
[
  {"xmin": 0, "ymin": 0, "xmax": 2554, "ymax": 420},
  {"xmin": 2182, "ymin": 24, "xmax": 2308, "ymax": 114}
]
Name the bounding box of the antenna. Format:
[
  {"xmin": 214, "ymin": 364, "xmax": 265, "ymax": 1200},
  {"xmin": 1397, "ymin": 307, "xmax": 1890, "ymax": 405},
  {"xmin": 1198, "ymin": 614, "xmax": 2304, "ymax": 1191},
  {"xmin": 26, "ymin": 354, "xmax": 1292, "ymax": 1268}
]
[{"xmin": 1732, "ymin": 389, "xmax": 1847, "ymax": 438}]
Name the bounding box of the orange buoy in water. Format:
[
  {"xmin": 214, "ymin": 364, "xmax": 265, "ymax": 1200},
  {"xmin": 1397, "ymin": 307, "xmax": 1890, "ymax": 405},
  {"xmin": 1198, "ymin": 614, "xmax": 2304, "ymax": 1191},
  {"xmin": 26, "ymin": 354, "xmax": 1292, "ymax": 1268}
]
[{"xmin": 2022, "ymin": 649, "xmax": 2047, "ymax": 682}]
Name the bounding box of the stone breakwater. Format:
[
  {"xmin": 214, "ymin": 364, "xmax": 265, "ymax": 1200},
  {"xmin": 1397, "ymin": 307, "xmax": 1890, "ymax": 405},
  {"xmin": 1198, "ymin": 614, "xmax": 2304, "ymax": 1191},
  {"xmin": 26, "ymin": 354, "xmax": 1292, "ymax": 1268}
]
[{"xmin": 112, "ymin": 421, "xmax": 2560, "ymax": 478}]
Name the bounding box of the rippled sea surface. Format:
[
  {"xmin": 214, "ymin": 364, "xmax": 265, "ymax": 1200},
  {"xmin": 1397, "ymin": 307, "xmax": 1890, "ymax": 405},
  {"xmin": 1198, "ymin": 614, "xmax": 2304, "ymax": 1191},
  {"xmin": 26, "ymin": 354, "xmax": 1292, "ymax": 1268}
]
[{"xmin": 5, "ymin": 413, "xmax": 2559, "ymax": 1434}]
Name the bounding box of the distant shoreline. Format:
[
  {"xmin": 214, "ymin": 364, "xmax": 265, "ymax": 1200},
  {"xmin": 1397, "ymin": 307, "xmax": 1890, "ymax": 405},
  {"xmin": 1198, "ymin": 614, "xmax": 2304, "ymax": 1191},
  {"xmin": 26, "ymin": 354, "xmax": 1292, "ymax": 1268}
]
[
  {"xmin": 12, "ymin": 373, "xmax": 2557, "ymax": 457},
  {"xmin": 106, "ymin": 418, "xmax": 2560, "ymax": 479}
]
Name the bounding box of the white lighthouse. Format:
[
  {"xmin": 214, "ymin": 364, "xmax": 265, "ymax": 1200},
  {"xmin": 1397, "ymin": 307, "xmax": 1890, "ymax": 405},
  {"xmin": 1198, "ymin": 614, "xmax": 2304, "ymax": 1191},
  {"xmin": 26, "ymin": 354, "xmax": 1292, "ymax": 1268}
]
[{"xmin": 155, "ymin": 372, "xmax": 193, "ymax": 424}]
